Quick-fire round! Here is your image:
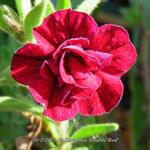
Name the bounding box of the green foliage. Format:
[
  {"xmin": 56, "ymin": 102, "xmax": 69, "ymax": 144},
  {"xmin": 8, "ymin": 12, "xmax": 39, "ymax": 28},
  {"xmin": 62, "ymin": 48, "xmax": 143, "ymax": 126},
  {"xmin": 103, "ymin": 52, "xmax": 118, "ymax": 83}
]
[
  {"xmin": 15, "ymin": 0, "xmax": 32, "ymax": 20},
  {"xmin": 0, "ymin": 66, "xmax": 17, "ymax": 86},
  {"xmin": 0, "ymin": 96, "xmax": 44, "ymax": 115},
  {"xmin": 71, "ymin": 0, "xmax": 82, "ymax": 9},
  {"xmin": 121, "ymin": 7, "xmax": 142, "ymax": 27},
  {"xmin": 0, "ymin": 5, "xmax": 13, "ymax": 33},
  {"xmin": 1, "ymin": 1, "xmax": 147, "ymax": 150},
  {"xmin": 23, "ymin": 1, "xmax": 48, "ymax": 41},
  {"xmin": 34, "ymin": 0, "xmax": 42, "ymax": 6},
  {"xmin": 56, "ymin": 0, "xmax": 71, "ymax": 10},
  {"xmin": 76, "ymin": 0, "xmax": 101, "ymax": 14},
  {"xmin": 0, "ymin": 33, "xmax": 20, "ymax": 70},
  {"xmin": 43, "ymin": 116, "xmax": 60, "ymax": 139},
  {"xmin": 143, "ymin": 0, "xmax": 150, "ymax": 30},
  {"xmin": 71, "ymin": 123, "xmax": 119, "ymax": 139},
  {"xmin": 0, "ymin": 112, "xmax": 28, "ymax": 150},
  {"xmin": 73, "ymin": 147, "xmax": 89, "ymax": 150},
  {"xmin": 45, "ymin": 0, "xmax": 55, "ymax": 16},
  {"xmin": 0, "ymin": 142, "xmax": 4, "ymax": 150},
  {"xmin": 0, "ymin": 5, "xmax": 26, "ymax": 42},
  {"xmin": 0, "ymin": 5, "xmax": 21, "ymax": 33}
]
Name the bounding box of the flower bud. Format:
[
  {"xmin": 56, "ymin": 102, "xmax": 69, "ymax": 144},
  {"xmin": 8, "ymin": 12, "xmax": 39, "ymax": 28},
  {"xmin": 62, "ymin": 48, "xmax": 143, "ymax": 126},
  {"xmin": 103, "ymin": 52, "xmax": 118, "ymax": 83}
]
[{"xmin": 0, "ymin": 5, "xmax": 25, "ymax": 42}]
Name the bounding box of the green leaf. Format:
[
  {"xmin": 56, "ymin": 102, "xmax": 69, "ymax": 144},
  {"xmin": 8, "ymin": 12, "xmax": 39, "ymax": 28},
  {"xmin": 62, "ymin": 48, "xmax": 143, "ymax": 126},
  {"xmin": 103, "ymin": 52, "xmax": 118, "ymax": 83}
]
[
  {"xmin": 0, "ymin": 5, "xmax": 22, "ymax": 33},
  {"xmin": 42, "ymin": 116, "xmax": 60, "ymax": 139},
  {"xmin": 45, "ymin": 1, "xmax": 55, "ymax": 16},
  {"xmin": 34, "ymin": 0, "xmax": 55, "ymax": 16},
  {"xmin": 15, "ymin": 0, "xmax": 32, "ymax": 20},
  {"xmin": 0, "ymin": 66, "xmax": 17, "ymax": 86},
  {"xmin": 121, "ymin": 7, "xmax": 142, "ymax": 27},
  {"xmin": 56, "ymin": 0, "xmax": 71, "ymax": 10},
  {"xmin": 0, "ymin": 112, "xmax": 28, "ymax": 150},
  {"xmin": 73, "ymin": 147, "xmax": 89, "ymax": 150},
  {"xmin": 0, "ymin": 7, "xmax": 11, "ymax": 33},
  {"xmin": 23, "ymin": 0, "xmax": 48, "ymax": 42},
  {"xmin": 0, "ymin": 5, "xmax": 26, "ymax": 42},
  {"xmin": 34, "ymin": 0, "xmax": 43, "ymax": 6},
  {"xmin": 76, "ymin": 0, "xmax": 101, "ymax": 14},
  {"xmin": 0, "ymin": 142, "xmax": 4, "ymax": 150},
  {"xmin": 0, "ymin": 96, "xmax": 44, "ymax": 115},
  {"xmin": 71, "ymin": 123, "xmax": 119, "ymax": 139}
]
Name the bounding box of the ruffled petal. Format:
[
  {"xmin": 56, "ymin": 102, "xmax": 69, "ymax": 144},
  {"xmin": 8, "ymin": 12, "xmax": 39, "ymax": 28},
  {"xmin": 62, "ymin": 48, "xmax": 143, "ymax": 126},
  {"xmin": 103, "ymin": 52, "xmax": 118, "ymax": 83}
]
[
  {"xmin": 68, "ymin": 56, "xmax": 90, "ymax": 80},
  {"xmin": 43, "ymin": 89, "xmax": 78, "ymax": 121},
  {"xmin": 70, "ymin": 74, "xmax": 101, "ymax": 100},
  {"xmin": 28, "ymin": 77, "xmax": 53, "ymax": 106},
  {"xmin": 13, "ymin": 43, "xmax": 52, "ymax": 58},
  {"xmin": 86, "ymin": 50, "xmax": 113, "ymax": 70},
  {"xmin": 59, "ymin": 52, "xmax": 75, "ymax": 84},
  {"xmin": 53, "ymin": 37, "xmax": 89, "ymax": 59},
  {"xmin": 40, "ymin": 60, "xmax": 53, "ymax": 80},
  {"xmin": 70, "ymin": 9, "xmax": 98, "ymax": 40},
  {"xmin": 11, "ymin": 56, "xmax": 54, "ymax": 106},
  {"xmin": 11, "ymin": 54, "xmax": 43, "ymax": 85},
  {"xmin": 102, "ymin": 43, "xmax": 136, "ymax": 77},
  {"xmin": 78, "ymin": 92, "xmax": 105, "ymax": 115},
  {"xmin": 11, "ymin": 44, "xmax": 54, "ymax": 105},
  {"xmin": 96, "ymin": 71, "xmax": 124, "ymax": 112},
  {"xmin": 90, "ymin": 24, "xmax": 137, "ymax": 77},
  {"xmin": 33, "ymin": 29, "xmax": 55, "ymax": 53},
  {"xmin": 58, "ymin": 45, "xmax": 96, "ymax": 69},
  {"xmin": 33, "ymin": 9, "xmax": 98, "ymax": 46}
]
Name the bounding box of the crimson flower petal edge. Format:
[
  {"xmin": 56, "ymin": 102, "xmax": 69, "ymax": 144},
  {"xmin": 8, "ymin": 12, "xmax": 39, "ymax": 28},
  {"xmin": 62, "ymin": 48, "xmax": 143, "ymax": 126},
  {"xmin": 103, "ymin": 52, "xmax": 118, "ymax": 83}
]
[{"xmin": 11, "ymin": 9, "xmax": 137, "ymax": 121}]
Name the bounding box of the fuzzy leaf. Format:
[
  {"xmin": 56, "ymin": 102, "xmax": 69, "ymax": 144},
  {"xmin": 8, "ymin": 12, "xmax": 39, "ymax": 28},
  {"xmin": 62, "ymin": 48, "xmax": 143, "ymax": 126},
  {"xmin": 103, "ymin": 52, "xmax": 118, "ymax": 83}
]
[
  {"xmin": 56, "ymin": 0, "xmax": 71, "ymax": 10},
  {"xmin": 76, "ymin": 0, "xmax": 101, "ymax": 14},
  {"xmin": 15, "ymin": 0, "xmax": 32, "ymax": 20},
  {"xmin": 71, "ymin": 123, "xmax": 119, "ymax": 139},
  {"xmin": 45, "ymin": 0, "xmax": 55, "ymax": 16},
  {"xmin": 0, "ymin": 96, "xmax": 44, "ymax": 115},
  {"xmin": 23, "ymin": 0, "xmax": 48, "ymax": 41},
  {"xmin": 34, "ymin": 0, "xmax": 55, "ymax": 16},
  {"xmin": 34, "ymin": 0, "xmax": 42, "ymax": 6},
  {"xmin": 0, "ymin": 5, "xmax": 21, "ymax": 33},
  {"xmin": 73, "ymin": 147, "xmax": 89, "ymax": 150},
  {"xmin": 0, "ymin": 6, "xmax": 12, "ymax": 33}
]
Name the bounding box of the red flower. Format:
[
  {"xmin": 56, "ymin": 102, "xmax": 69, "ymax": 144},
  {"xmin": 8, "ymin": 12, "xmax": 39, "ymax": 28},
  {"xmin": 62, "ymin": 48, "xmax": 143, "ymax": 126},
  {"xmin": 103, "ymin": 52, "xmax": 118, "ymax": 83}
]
[{"xmin": 11, "ymin": 9, "xmax": 136, "ymax": 121}]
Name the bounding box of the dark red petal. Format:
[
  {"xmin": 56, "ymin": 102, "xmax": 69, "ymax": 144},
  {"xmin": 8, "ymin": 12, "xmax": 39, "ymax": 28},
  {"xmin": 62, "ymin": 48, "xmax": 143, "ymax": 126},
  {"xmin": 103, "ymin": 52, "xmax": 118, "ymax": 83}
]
[
  {"xmin": 90, "ymin": 24, "xmax": 137, "ymax": 77},
  {"xmin": 11, "ymin": 54, "xmax": 43, "ymax": 85},
  {"xmin": 59, "ymin": 52, "xmax": 75, "ymax": 84},
  {"xmin": 11, "ymin": 54, "xmax": 54, "ymax": 106},
  {"xmin": 86, "ymin": 50, "xmax": 113, "ymax": 70},
  {"xmin": 53, "ymin": 37, "xmax": 89, "ymax": 59},
  {"xmin": 102, "ymin": 43, "xmax": 136, "ymax": 77},
  {"xmin": 33, "ymin": 9, "xmax": 98, "ymax": 46},
  {"xmin": 48, "ymin": 58, "xmax": 59, "ymax": 75},
  {"xmin": 33, "ymin": 9, "xmax": 70, "ymax": 46},
  {"xmin": 70, "ymin": 9, "xmax": 98, "ymax": 40},
  {"xmin": 70, "ymin": 74, "xmax": 101, "ymax": 100},
  {"xmin": 14, "ymin": 43, "xmax": 52, "ymax": 58},
  {"xmin": 96, "ymin": 71, "xmax": 124, "ymax": 112},
  {"xmin": 60, "ymin": 85, "xmax": 74, "ymax": 106},
  {"xmin": 78, "ymin": 92, "xmax": 105, "ymax": 115},
  {"xmin": 58, "ymin": 45, "xmax": 95, "ymax": 68},
  {"xmin": 68, "ymin": 57, "xmax": 90, "ymax": 80},
  {"xmin": 28, "ymin": 77, "xmax": 53, "ymax": 106},
  {"xmin": 43, "ymin": 89, "xmax": 78, "ymax": 121},
  {"xmin": 33, "ymin": 29, "xmax": 55, "ymax": 53},
  {"xmin": 40, "ymin": 61, "xmax": 53, "ymax": 80},
  {"xmin": 59, "ymin": 51, "xmax": 95, "ymax": 88}
]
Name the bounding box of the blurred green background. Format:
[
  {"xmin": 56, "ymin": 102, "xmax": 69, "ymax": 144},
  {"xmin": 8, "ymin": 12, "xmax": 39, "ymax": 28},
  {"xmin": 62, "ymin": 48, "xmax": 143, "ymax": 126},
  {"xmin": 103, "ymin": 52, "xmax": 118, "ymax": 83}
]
[{"xmin": 0, "ymin": 0, "xmax": 150, "ymax": 150}]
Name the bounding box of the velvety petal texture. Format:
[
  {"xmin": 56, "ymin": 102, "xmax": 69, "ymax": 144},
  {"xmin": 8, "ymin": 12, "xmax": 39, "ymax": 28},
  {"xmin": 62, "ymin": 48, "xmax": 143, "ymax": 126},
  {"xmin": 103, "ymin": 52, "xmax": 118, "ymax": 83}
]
[
  {"xmin": 90, "ymin": 24, "xmax": 136, "ymax": 77},
  {"xmin": 11, "ymin": 9, "xmax": 136, "ymax": 121}
]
